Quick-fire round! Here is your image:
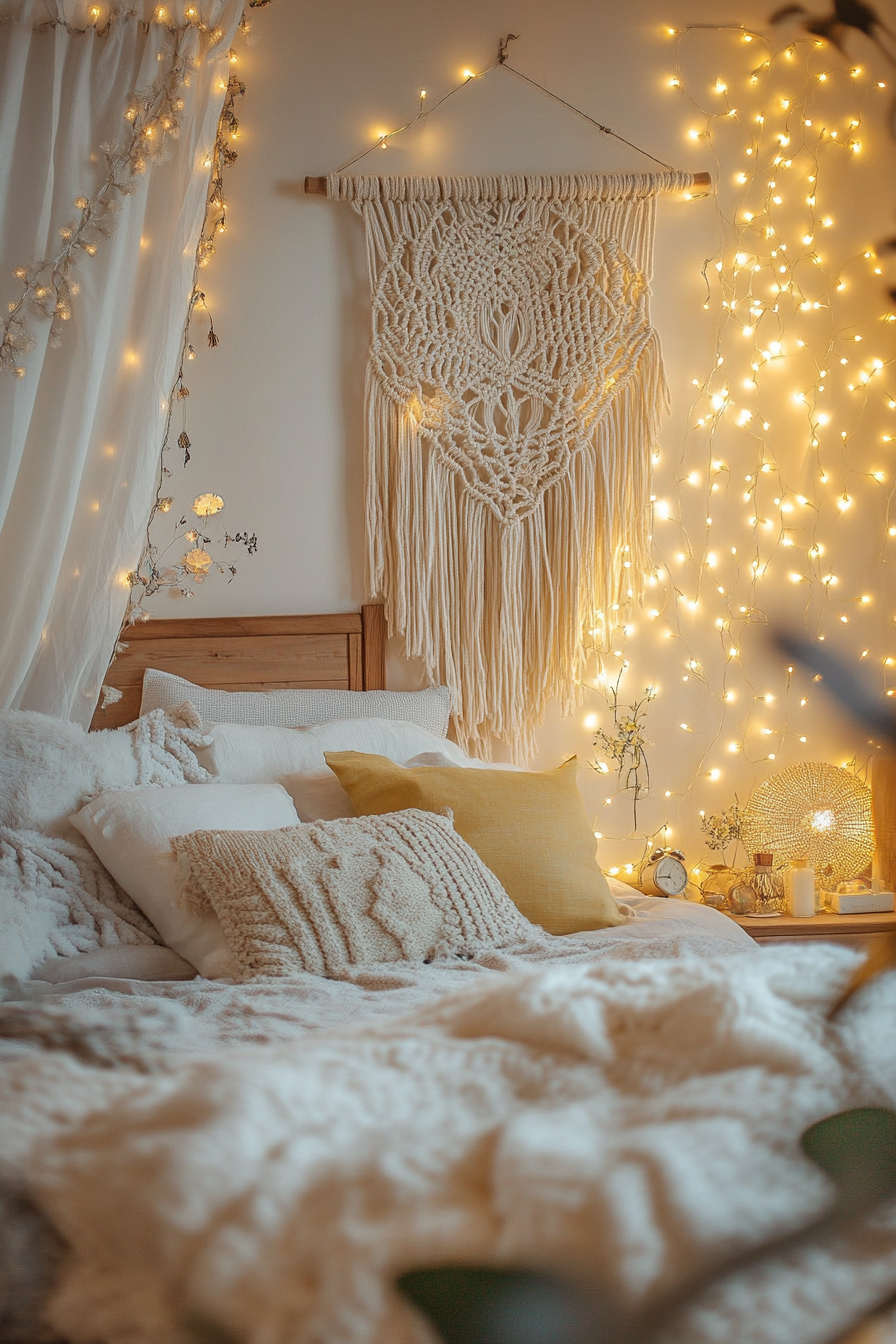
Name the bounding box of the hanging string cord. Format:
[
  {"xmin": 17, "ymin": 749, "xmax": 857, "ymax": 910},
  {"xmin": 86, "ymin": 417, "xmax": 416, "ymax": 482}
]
[
  {"xmin": 499, "ymin": 63, "xmax": 674, "ymax": 170},
  {"xmin": 497, "ymin": 30, "xmax": 672, "ymax": 170},
  {"xmin": 336, "ymin": 33, "xmax": 673, "ymax": 175}
]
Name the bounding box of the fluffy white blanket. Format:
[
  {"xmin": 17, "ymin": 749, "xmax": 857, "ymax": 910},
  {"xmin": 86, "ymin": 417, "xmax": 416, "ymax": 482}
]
[
  {"xmin": 5, "ymin": 943, "xmax": 896, "ymax": 1344},
  {"xmin": 0, "ymin": 705, "xmax": 212, "ymax": 977}
]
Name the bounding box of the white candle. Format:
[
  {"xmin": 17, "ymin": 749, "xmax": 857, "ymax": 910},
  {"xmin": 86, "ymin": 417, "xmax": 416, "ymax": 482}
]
[{"xmin": 788, "ymin": 858, "xmax": 815, "ymax": 918}]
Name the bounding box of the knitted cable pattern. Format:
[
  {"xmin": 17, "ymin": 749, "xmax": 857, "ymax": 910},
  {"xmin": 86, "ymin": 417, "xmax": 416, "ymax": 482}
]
[
  {"xmin": 172, "ymin": 809, "xmax": 539, "ymax": 981},
  {"xmin": 124, "ymin": 703, "xmax": 213, "ymax": 786}
]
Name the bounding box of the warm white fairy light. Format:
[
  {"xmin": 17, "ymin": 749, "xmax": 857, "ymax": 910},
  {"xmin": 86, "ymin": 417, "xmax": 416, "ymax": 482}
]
[
  {"xmin": 588, "ymin": 21, "xmax": 896, "ymax": 870},
  {"xmin": 1, "ymin": 9, "xmax": 233, "ymax": 377},
  {"xmin": 118, "ymin": 50, "xmax": 257, "ymax": 632}
]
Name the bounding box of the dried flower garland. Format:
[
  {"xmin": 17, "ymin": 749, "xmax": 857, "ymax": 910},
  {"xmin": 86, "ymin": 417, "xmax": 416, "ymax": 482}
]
[
  {"xmin": 0, "ymin": 6, "xmax": 265, "ymax": 611},
  {"xmin": 120, "ymin": 55, "xmax": 259, "ymax": 630}
]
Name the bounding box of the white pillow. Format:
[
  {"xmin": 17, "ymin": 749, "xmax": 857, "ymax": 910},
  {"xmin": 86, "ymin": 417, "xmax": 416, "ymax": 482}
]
[
  {"xmin": 195, "ymin": 718, "xmax": 476, "ymax": 786},
  {"xmin": 31, "ymin": 945, "xmax": 197, "ymax": 984},
  {"xmin": 284, "ymin": 769, "xmax": 355, "ymax": 823},
  {"xmin": 141, "ymin": 669, "xmax": 451, "ymax": 736},
  {"xmin": 70, "ymin": 784, "xmax": 299, "ymax": 978}
]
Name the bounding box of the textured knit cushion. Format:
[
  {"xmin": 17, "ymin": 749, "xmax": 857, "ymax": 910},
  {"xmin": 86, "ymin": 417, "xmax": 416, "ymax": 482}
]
[
  {"xmin": 171, "ymin": 810, "xmax": 536, "ymax": 981},
  {"xmin": 324, "ymin": 753, "xmax": 623, "ymax": 936},
  {"xmin": 140, "ymin": 669, "xmax": 451, "ymax": 736}
]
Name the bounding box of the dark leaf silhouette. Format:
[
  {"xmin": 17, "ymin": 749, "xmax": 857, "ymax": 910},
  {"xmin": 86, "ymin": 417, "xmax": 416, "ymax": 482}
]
[
  {"xmin": 770, "ymin": 0, "xmax": 896, "ymax": 52},
  {"xmin": 398, "ymin": 1110, "xmax": 896, "ymax": 1344}
]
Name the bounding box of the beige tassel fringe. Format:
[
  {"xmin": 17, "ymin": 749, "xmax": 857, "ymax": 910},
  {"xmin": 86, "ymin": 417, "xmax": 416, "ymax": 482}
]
[{"xmin": 342, "ymin": 173, "xmax": 689, "ymax": 761}]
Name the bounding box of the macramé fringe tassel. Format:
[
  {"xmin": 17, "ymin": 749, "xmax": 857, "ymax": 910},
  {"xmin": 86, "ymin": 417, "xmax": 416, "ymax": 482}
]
[
  {"xmin": 366, "ymin": 335, "xmax": 668, "ymax": 763},
  {"xmin": 352, "ymin": 173, "xmax": 674, "ymax": 762}
]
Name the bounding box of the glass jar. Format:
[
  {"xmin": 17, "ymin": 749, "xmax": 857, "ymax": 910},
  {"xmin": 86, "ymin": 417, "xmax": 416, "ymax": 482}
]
[
  {"xmin": 726, "ymin": 879, "xmax": 758, "ymax": 915},
  {"xmin": 701, "ymin": 864, "xmax": 734, "ymax": 909},
  {"xmin": 749, "ymin": 851, "xmax": 785, "ymax": 913},
  {"xmin": 700, "ymin": 864, "xmax": 757, "ymax": 915}
]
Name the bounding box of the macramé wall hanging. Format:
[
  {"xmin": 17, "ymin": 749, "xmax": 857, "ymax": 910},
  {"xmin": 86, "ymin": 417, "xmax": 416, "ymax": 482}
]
[{"xmin": 307, "ymin": 41, "xmax": 709, "ymax": 762}]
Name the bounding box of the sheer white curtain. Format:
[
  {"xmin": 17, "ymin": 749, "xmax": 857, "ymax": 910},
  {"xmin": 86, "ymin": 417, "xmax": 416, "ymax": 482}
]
[{"xmin": 0, "ymin": 0, "xmax": 243, "ymax": 723}]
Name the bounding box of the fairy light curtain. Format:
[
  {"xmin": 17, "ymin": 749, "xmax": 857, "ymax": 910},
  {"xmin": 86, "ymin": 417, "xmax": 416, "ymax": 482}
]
[
  {"xmin": 0, "ymin": 0, "xmax": 242, "ymax": 724},
  {"xmin": 331, "ymin": 169, "xmax": 694, "ymax": 760}
]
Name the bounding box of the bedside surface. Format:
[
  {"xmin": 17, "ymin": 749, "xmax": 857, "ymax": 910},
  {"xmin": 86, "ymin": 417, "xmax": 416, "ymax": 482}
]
[{"xmin": 730, "ymin": 910, "xmax": 896, "ymax": 938}]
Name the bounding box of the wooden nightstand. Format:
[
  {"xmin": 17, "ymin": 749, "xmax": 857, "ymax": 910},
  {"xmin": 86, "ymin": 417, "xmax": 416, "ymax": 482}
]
[{"xmin": 730, "ymin": 910, "xmax": 896, "ymax": 984}]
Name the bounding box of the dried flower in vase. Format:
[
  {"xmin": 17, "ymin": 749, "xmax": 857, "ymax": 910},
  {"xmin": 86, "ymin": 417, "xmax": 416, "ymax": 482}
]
[{"xmin": 700, "ymin": 803, "xmax": 744, "ymax": 861}]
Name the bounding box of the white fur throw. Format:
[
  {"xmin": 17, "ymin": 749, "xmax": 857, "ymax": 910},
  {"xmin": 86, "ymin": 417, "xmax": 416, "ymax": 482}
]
[
  {"xmin": 0, "ymin": 703, "xmax": 211, "ymax": 842},
  {"xmin": 0, "ymin": 704, "xmax": 211, "ymax": 978},
  {"xmin": 173, "ymin": 810, "xmax": 540, "ymax": 979}
]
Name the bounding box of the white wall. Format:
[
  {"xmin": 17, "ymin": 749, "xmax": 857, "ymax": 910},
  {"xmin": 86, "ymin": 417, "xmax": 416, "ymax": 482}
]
[{"xmin": 153, "ymin": 0, "xmax": 896, "ymax": 872}]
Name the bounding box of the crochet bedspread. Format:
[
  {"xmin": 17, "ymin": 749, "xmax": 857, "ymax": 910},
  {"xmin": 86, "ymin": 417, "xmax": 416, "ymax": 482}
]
[{"xmin": 3, "ymin": 938, "xmax": 896, "ymax": 1344}]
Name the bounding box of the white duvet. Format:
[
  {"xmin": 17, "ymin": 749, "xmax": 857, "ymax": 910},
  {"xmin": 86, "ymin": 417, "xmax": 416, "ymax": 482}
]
[{"xmin": 5, "ymin": 938, "xmax": 896, "ymax": 1344}]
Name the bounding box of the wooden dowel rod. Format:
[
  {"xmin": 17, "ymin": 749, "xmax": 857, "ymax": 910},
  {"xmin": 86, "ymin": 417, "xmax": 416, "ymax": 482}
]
[{"xmin": 304, "ymin": 171, "xmax": 712, "ymax": 197}]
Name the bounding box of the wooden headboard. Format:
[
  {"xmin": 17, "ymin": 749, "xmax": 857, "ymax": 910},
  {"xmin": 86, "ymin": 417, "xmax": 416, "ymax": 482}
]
[{"xmin": 90, "ymin": 604, "xmax": 387, "ymax": 730}]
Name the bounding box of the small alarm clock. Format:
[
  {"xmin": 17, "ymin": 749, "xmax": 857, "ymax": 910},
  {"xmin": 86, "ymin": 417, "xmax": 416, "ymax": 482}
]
[{"xmin": 640, "ymin": 847, "xmax": 688, "ymax": 897}]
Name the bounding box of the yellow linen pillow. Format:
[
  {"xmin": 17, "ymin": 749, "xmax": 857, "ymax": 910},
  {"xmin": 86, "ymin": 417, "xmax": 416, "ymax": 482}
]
[{"xmin": 324, "ymin": 753, "xmax": 623, "ymax": 935}]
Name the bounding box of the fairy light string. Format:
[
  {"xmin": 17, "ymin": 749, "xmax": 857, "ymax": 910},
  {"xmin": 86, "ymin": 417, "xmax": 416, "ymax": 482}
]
[
  {"xmin": 116, "ymin": 11, "xmax": 264, "ymax": 638},
  {"xmin": 0, "ymin": 4, "xmax": 272, "ymax": 703},
  {"xmin": 336, "ymin": 34, "xmax": 679, "ymax": 175},
  {"xmin": 589, "ymin": 22, "xmax": 895, "ymax": 881},
  {"xmin": 0, "ymin": 5, "xmax": 234, "ymax": 376}
]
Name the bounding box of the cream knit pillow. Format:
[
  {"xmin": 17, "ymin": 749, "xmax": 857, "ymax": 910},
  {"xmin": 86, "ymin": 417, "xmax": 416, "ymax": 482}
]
[{"xmin": 171, "ymin": 810, "xmax": 537, "ymax": 981}]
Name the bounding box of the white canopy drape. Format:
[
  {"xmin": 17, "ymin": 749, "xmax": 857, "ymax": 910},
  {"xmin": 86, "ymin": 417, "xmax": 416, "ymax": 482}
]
[{"xmin": 0, "ymin": 0, "xmax": 243, "ymax": 723}]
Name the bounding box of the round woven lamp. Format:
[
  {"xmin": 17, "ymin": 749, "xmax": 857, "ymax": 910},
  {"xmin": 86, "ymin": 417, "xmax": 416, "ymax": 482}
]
[{"xmin": 740, "ymin": 762, "xmax": 873, "ymax": 886}]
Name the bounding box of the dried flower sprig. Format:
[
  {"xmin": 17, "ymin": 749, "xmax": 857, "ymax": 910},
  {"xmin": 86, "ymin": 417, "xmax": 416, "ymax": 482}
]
[
  {"xmin": 700, "ymin": 803, "xmax": 744, "ymax": 858},
  {"xmin": 592, "ymin": 676, "xmax": 656, "ymax": 830},
  {"xmin": 0, "ymin": 9, "xmax": 229, "ymax": 377}
]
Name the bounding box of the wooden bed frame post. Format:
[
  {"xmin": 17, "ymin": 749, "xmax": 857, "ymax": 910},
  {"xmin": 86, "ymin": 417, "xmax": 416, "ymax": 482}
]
[{"xmin": 361, "ymin": 603, "xmax": 386, "ymax": 691}]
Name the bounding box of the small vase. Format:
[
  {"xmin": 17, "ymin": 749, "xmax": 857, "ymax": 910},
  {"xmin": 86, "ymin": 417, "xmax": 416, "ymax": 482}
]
[
  {"xmin": 701, "ymin": 864, "xmax": 734, "ymax": 909},
  {"xmin": 727, "ymin": 880, "xmax": 758, "ymax": 915},
  {"xmin": 749, "ymin": 851, "xmax": 786, "ymax": 912},
  {"xmin": 701, "ymin": 863, "xmax": 758, "ymax": 915}
]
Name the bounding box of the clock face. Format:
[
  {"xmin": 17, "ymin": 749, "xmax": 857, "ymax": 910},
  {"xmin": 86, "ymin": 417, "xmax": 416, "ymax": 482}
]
[{"xmin": 654, "ymin": 855, "xmax": 688, "ymax": 896}]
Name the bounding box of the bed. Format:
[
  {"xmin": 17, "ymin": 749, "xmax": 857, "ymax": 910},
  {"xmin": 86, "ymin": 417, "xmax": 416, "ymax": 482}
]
[{"xmin": 2, "ymin": 607, "xmax": 896, "ymax": 1344}]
